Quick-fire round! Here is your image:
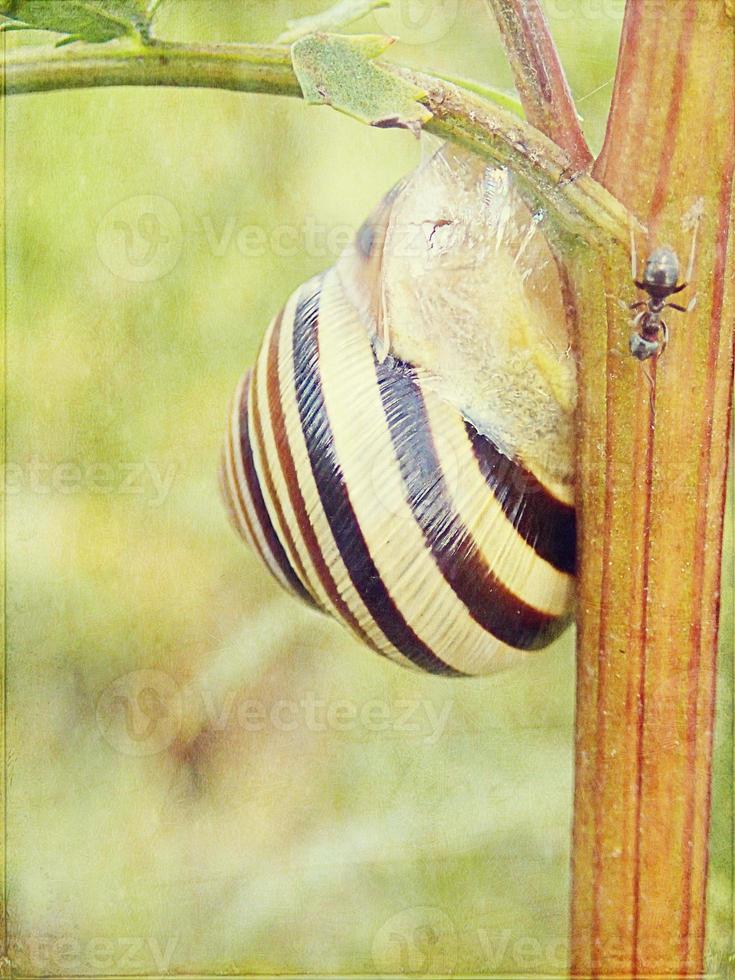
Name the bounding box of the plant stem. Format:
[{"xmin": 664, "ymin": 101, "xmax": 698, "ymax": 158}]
[
  {"xmin": 1, "ymin": 37, "xmax": 634, "ymax": 247},
  {"xmin": 484, "ymin": 0, "xmax": 592, "ymax": 170},
  {"xmin": 2, "ymin": 39, "xmax": 302, "ymax": 97},
  {"xmin": 7, "ymin": 15, "xmax": 733, "ymax": 973},
  {"xmin": 410, "ymin": 68, "xmax": 631, "ymax": 247},
  {"xmin": 570, "ymin": 2, "xmax": 735, "ymax": 975}
]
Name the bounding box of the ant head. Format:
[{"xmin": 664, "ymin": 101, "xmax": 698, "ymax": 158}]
[{"xmin": 641, "ymin": 246, "xmax": 680, "ymax": 294}]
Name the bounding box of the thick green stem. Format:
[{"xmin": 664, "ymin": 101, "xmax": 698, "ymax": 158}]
[
  {"xmin": 570, "ymin": 2, "xmax": 735, "ymax": 975},
  {"xmin": 2, "ymin": 38, "xmax": 635, "ymax": 247},
  {"xmin": 3, "ymin": 39, "xmax": 302, "ymax": 97}
]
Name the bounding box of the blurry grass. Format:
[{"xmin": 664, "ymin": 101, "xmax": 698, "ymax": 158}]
[{"xmin": 4, "ymin": 1, "xmax": 732, "ymax": 975}]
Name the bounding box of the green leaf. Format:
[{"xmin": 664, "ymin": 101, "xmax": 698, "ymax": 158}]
[
  {"xmin": 0, "ymin": 0, "xmax": 156, "ymax": 43},
  {"xmin": 276, "ymin": 0, "xmax": 390, "ymax": 45},
  {"xmin": 291, "ymin": 32, "xmax": 432, "ymax": 133}
]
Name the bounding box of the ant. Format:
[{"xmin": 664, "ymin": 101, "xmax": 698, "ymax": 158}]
[{"xmin": 628, "ymin": 224, "xmax": 698, "ymax": 361}]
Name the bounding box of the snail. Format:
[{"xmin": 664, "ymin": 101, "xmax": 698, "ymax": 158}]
[{"xmin": 221, "ymin": 144, "xmax": 577, "ymax": 676}]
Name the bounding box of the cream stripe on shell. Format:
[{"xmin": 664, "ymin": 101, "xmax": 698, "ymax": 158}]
[{"xmin": 316, "ymin": 268, "xmax": 532, "ymax": 676}]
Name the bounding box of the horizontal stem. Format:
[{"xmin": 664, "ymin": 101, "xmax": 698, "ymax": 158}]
[
  {"xmin": 413, "ymin": 68, "xmax": 629, "ymax": 246},
  {"xmin": 3, "ymin": 38, "xmax": 636, "ymax": 247},
  {"xmin": 3, "ymin": 39, "xmax": 303, "ymax": 97}
]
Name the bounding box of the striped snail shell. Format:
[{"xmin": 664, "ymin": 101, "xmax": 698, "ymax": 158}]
[{"xmin": 221, "ymin": 144, "xmax": 577, "ymax": 676}]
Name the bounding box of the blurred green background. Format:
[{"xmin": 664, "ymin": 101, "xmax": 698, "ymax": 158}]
[{"xmin": 4, "ymin": 1, "xmax": 733, "ymax": 975}]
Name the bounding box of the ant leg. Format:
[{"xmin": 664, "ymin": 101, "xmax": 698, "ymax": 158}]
[
  {"xmin": 666, "ymin": 294, "xmax": 698, "ymax": 314},
  {"xmin": 629, "ymin": 300, "xmax": 647, "ymax": 310},
  {"xmin": 659, "ymin": 321, "xmax": 669, "ymax": 357}
]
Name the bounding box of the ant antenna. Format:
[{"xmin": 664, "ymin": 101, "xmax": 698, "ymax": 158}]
[
  {"xmin": 685, "ymin": 216, "xmax": 701, "ymax": 283},
  {"xmin": 630, "ymin": 222, "xmax": 638, "ymax": 281},
  {"xmin": 682, "ymin": 198, "xmax": 704, "ymax": 282}
]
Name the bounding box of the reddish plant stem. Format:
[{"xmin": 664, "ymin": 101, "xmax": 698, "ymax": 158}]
[
  {"xmin": 484, "ymin": 0, "xmax": 592, "ymax": 170},
  {"xmin": 571, "ymin": 1, "xmax": 735, "ymax": 975}
]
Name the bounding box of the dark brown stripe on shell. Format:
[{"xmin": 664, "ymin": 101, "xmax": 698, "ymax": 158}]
[
  {"xmin": 225, "ymin": 389, "xmax": 268, "ymax": 560},
  {"xmin": 265, "ymin": 302, "xmax": 380, "ymax": 647},
  {"xmin": 377, "ymin": 358, "xmax": 567, "ymax": 650},
  {"xmin": 292, "ymin": 276, "xmax": 462, "ymax": 676},
  {"xmin": 465, "ymin": 422, "xmax": 576, "ymax": 576},
  {"xmin": 242, "ymin": 356, "xmax": 316, "ymax": 606},
  {"xmin": 219, "ymin": 444, "xmax": 247, "ymax": 539}
]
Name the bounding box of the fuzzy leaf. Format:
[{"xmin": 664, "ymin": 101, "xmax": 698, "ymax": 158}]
[
  {"xmin": 276, "ymin": 0, "xmax": 390, "ymax": 45},
  {"xmin": 291, "ymin": 32, "xmax": 431, "ymax": 133},
  {"xmin": 0, "ymin": 0, "xmax": 155, "ymax": 43}
]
